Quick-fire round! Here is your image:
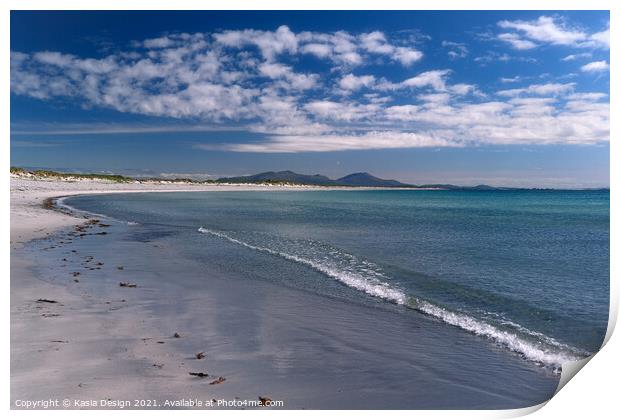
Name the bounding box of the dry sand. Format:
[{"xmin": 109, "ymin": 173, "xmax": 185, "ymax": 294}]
[{"xmin": 10, "ymin": 176, "xmax": 343, "ymax": 246}]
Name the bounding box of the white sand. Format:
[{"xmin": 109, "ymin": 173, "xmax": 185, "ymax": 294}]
[
  {"xmin": 10, "ymin": 176, "xmax": 560, "ymax": 409},
  {"xmin": 10, "ymin": 178, "xmax": 289, "ymax": 404},
  {"xmin": 9, "ymin": 176, "xmax": 361, "ymax": 408},
  {"xmin": 10, "ymin": 176, "xmax": 345, "ymax": 246}
]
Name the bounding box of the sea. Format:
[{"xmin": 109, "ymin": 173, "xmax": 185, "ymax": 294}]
[{"xmin": 56, "ymin": 189, "xmax": 609, "ymax": 408}]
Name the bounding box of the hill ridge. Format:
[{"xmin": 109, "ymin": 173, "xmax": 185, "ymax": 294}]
[{"xmin": 217, "ymin": 170, "xmax": 410, "ymax": 187}]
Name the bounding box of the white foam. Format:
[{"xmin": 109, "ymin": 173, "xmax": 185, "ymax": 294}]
[
  {"xmin": 198, "ymin": 227, "xmax": 407, "ymax": 304},
  {"xmin": 197, "ymin": 226, "xmax": 588, "ymax": 370},
  {"xmin": 413, "ymin": 300, "xmax": 585, "ymax": 368},
  {"xmin": 55, "ymin": 196, "xmax": 137, "ymax": 225}
]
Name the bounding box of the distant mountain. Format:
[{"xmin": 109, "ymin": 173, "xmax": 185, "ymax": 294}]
[
  {"xmin": 412, "ymin": 183, "xmax": 521, "ymax": 190},
  {"xmin": 469, "ymin": 184, "xmax": 515, "ymax": 191},
  {"xmin": 216, "ymin": 170, "xmax": 337, "ymax": 186},
  {"xmin": 336, "ymin": 172, "xmax": 409, "ymax": 187},
  {"xmin": 11, "ymin": 166, "xmax": 606, "ymax": 190},
  {"xmin": 217, "ymin": 170, "xmax": 411, "ymax": 187},
  {"xmin": 417, "ymin": 183, "xmax": 500, "ymax": 190}
]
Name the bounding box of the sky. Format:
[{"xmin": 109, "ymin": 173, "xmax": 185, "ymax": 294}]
[{"xmin": 10, "ymin": 10, "xmax": 610, "ymax": 187}]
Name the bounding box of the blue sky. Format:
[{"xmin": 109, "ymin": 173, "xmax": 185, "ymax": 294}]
[{"xmin": 10, "ymin": 11, "xmax": 610, "ymax": 187}]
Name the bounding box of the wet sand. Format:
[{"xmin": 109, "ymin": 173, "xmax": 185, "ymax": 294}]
[
  {"xmin": 11, "ymin": 177, "xmax": 342, "ymax": 409},
  {"xmin": 10, "ymin": 177, "xmax": 560, "ymax": 409}
]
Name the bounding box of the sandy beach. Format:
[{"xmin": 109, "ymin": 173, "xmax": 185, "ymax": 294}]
[
  {"xmin": 10, "ymin": 176, "xmax": 567, "ymax": 409},
  {"xmin": 8, "ymin": 7, "xmax": 613, "ymax": 414},
  {"xmin": 11, "ymin": 176, "xmax": 343, "ymax": 408},
  {"xmin": 14, "ymin": 177, "xmax": 461, "ymax": 409},
  {"xmin": 10, "ymin": 176, "xmax": 350, "ymax": 246}
]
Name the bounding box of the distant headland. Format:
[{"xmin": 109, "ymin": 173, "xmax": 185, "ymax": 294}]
[{"xmin": 9, "ymin": 167, "xmax": 609, "ymax": 191}]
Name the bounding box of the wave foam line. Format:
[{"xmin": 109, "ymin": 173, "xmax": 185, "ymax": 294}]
[
  {"xmin": 198, "ymin": 227, "xmax": 406, "ymax": 304},
  {"xmin": 56, "ymin": 197, "xmax": 138, "ymax": 225},
  {"xmin": 198, "ymin": 226, "xmax": 588, "ymax": 370},
  {"xmin": 411, "ymin": 299, "xmax": 586, "ymax": 369}
]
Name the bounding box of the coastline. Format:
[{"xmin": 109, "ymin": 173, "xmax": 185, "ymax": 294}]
[
  {"xmin": 12, "ymin": 177, "xmax": 435, "ymax": 408},
  {"xmin": 11, "ymin": 177, "xmax": 348, "ymax": 408},
  {"xmin": 10, "ymin": 176, "xmax": 562, "ymax": 409},
  {"xmin": 11, "ymin": 176, "xmax": 389, "ymax": 247}
]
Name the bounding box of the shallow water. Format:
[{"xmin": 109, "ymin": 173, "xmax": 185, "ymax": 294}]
[{"xmin": 53, "ymin": 189, "xmax": 610, "ymax": 408}]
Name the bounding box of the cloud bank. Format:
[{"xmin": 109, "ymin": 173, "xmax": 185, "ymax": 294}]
[{"xmin": 11, "ymin": 19, "xmax": 609, "ymax": 153}]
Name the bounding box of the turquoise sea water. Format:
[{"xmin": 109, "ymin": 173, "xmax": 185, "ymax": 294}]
[{"xmin": 64, "ymin": 189, "xmax": 609, "ymax": 372}]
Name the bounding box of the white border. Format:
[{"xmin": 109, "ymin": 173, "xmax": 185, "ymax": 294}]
[{"xmin": 3, "ymin": 1, "xmax": 616, "ymax": 419}]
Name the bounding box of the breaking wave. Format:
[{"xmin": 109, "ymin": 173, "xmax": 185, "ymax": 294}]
[{"xmin": 198, "ymin": 226, "xmax": 589, "ymax": 371}]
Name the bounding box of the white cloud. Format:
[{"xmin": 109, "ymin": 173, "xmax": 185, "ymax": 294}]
[
  {"xmin": 143, "ymin": 36, "xmax": 176, "ymax": 49},
  {"xmin": 363, "ymin": 93, "xmax": 392, "ymax": 105},
  {"xmin": 296, "ymin": 30, "xmax": 422, "ymax": 67},
  {"xmin": 219, "ymin": 92, "xmax": 609, "ymax": 151},
  {"xmin": 223, "ymin": 131, "xmax": 455, "ymax": 153},
  {"xmin": 13, "ymin": 43, "xmax": 265, "ymax": 120},
  {"xmin": 300, "ymin": 43, "xmax": 332, "ymax": 58},
  {"xmin": 401, "ymin": 70, "xmax": 450, "ymax": 91},
  {"xmin": 417, "ymin": 93, "xmax": 451, "ymax": 104},
  {"xmin": 214, "ymin": 25, "xmax": 298, "ymax": 61},
  {"xmin": 339, "ymin": 52, "xmax": 363, "ymax": 65},
  {"xmin": 497, "ymin": 33, "xmax": 538, "ymax": 50},
  {"xmin": 566, "ymin": 92, "xmax": 608, "ymax": 101},
  {"xmin": 496, "ymin": 15, "xmax": 609, "ymax": 51},
  {"xmin": 392, "ymin": 47, "xmax": 423, "ymax": 66},
  {"xmin": 304, "ymin": 100, "xmax": 380, "ymax": 122},
  {"xmin": 10, "ymin": 24, "xmax": 609, "ymax": 154},
  {"xmin": 339, "ymin": 74, "xmax": 375, "ymax": 91},
  {"xmin": 383, "ymin": 105, "xmax": 420, "ymax": 120},
  {"xmin": 441, "ymin": 41, "xmax": 469, "ymax": 60},
  {"xmin": 34, "ymin": 51, "xmax": 76, "ymax": 67},
  {"xmin": 562, "ymin": 52, "xmax": 592, "ymax": 61},
  {"xmin": 497, "ymin": 83, "xmax": 575, "ymax": 97},
  {"xmin": 208, "ymin": 80, "xmax": 608, "ymax": 153},
  {"xmin": 358, "ymin": 31, "xmax": 423, "ymax": 65},
  {"xmin": 474, "ymin": 52, "xmax": 537, "ymax": 65},
  {"xmin": 588, "ymin": 28, "xmax": 610, "ymax": 49},
  {"xmin": 376, "ymin": 70, "xmax": 452, "ymax": 92},
  {"xmin": 359, "ymin": 31, "xmax": 393, "ymax": 54},
  {"xmin": 258, "ymin": 62, "xmax": 318, "ymax": 90},
  {"xmin": 298, "ymin": 31, "xmax": 362, "ymax": 65},
  {"xmin": 498, "ymin": 16, "xmax": 587, "ymax": 46},
  {"xmin": 580, "ymin": 60, "xmax": 609, "ymax": 72},
  {"xmin": 258, "ymin": 62, "xmax": 290, "ymax": 78},
  {"xmin": 449, "ymin": 83, "xmax": 479, "ymax": 96},
  {"xmin": 499, "ymin": 76, "xmax": 522, "ymax": 83},
  {"xmin": 13, "ymin": 27, "xmax": 427, "ymax": 122}
]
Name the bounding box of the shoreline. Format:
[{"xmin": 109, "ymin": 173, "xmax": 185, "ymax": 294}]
[
  {"xmin": 12, "ymin": 177, "xmax": 447, "ymax": 409},
  {"xmin": 11, "ymin": 177, "xmax": 347, "ymax": 408},
  {"xmin": 11, "ymin": 176, "xmax": 409, "ymax": 247},
  {"xmin": 10, "ymin": 177, "xmax": 562, "ymax": 409}
]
